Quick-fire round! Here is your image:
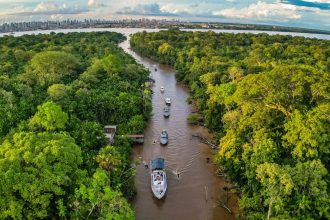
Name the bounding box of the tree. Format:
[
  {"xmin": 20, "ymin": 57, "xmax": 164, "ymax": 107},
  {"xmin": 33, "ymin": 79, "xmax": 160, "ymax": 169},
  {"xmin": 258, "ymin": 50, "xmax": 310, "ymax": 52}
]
[
  {"xmin": 96, "ymin": 146, "xmax": 122, "ymax": 184},
  {"xmin": 22, "ymin": 51, "xmax": 80, "ymax": 87},
  {"xmin": 118, "ymin": 115, "xmax": 145, "ymax": 134},
  {"xmin": 283, "ymin": 105, "xmax": 330, "ymax": 161},
  {"xmin": 29, "ymin": 101, "xmax": 68, "ymax": 131},
  {"xmin": 0, "ymin": 131, "xmax": 84, "ymax": 219},
  {"xmin": 256, "ymin": 163, "xmax": 294, "ymax": 220},
  {"xmin": 256, "ymin": 160, "xmax": 329, "ymax": 219},
  {"xmin": 227, "ymin": 66, "xmax": 244, "ymax": 82},
  {"xmin": 47, "ymin": 83, "xmax": 70, "ymax": 101},
  {"xmin": 72, "ymin": 169, "xmax": 134, "ymax": 220}
]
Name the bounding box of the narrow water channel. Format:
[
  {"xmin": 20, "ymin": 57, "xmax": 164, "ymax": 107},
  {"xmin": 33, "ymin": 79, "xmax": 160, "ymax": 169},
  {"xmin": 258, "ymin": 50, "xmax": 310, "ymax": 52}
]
[{"xmin": 119, "ymin": 35, "xmax": 235, "ymax": 220}]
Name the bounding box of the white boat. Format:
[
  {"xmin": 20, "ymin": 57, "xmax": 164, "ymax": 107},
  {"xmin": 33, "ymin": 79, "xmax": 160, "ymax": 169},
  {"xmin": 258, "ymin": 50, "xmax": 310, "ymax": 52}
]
[
  {"xmin": 160, "ymin": 86, "xmax": 165, "ymax": 93},
  {"xmin": 160, "ymin": 130, "xmax": 168, "ymax": 145},
  {"xmin": 150, "ymin": 158, "xmax": 167, "ymax": 199},
  {"xmin": 165, "ymin": 97, "xmax": 171, "ymax": 105}
]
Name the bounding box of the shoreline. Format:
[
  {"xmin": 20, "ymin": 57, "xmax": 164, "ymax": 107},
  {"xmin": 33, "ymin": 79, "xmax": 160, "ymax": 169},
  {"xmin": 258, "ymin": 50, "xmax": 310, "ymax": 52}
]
[{"xmin": 1, "ymin": 27, "xmax": 330, "ymax": 41}]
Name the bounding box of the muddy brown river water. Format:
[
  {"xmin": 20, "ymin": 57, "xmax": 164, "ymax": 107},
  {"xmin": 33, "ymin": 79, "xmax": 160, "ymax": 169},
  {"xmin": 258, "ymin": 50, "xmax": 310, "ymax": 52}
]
[{"xmin": 119, "ymin": 36, "xmax": 235, "ymax": 220}]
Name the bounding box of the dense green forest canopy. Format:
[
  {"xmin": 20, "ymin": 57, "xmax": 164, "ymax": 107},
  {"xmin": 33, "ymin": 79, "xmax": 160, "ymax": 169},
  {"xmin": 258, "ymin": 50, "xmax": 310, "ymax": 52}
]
[
  {"xmin": 130, "ymin": 29, "xmax": 330, "ymax": 219},
  {"xmin": 0, "ymin": 32, "xmax": 151, "ymax": 219}
]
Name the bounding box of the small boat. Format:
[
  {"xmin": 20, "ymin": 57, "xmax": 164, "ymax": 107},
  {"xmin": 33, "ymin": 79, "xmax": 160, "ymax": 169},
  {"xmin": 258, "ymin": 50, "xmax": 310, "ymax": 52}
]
[
  {"xmin": 150, "ymin": 158, "xmax": 167, "ymax": 199},
  {"xmin": 160, "ymin": 130, "xmax": 168, "ymax": 145},
  {"xmin": 165, "ymin": 97, "xmax": 171, "ymax": 105},
  {"xmin": 160, "ymin": 86, "xmax": 165, "ymax": 93},
  {"xmin": 163, "ymin": 107, "xmax": 170, "ymax": 118}
]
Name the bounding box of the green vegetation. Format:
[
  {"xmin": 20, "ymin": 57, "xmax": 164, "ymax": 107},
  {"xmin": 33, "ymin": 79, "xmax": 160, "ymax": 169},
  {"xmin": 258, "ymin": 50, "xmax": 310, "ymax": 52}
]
[
  {"xmin": 130, "ymin": 29, "xmax": 330, "ymax": 219},
  {"xmin": 0, "ymin": 32, "xmax": 151, "ymax": 219},
  {"xmin": 187, "ymin": 113, "xmax": 203, "ymax": 125}
]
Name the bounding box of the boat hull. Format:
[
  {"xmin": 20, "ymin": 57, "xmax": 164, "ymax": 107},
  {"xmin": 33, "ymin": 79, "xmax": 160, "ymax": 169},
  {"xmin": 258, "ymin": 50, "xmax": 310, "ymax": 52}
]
[{"xmin": 152, "ymin": 188, "xmax": 166, "ymax": 199}]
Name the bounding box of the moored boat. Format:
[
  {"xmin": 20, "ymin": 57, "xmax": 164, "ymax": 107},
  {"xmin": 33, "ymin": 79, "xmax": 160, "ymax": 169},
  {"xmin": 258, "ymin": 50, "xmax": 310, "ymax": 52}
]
[
  {"xmin": 150, "ymin": 158, "xmax": 167, "ymax": 199},
  {"xmin": 160, "ymin": 130, "xmax": 168, "ymax": 145}
]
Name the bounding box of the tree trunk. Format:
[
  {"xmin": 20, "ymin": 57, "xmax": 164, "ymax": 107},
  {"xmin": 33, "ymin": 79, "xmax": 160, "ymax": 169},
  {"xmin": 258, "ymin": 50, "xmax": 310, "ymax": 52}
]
[
  {"xmin": 108, "ymin": 170, "xmax": 111, "ymax": 187},
  {"xmin": 267, "ymin": 199, "xmax": 273, "ymax": 220}
]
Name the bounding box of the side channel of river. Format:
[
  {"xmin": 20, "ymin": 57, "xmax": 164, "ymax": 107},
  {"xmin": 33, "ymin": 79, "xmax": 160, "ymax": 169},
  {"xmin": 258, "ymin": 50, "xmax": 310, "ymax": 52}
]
[{"xmin": 119, "ymin": 35, "xmax": 235, "ymax": 220}]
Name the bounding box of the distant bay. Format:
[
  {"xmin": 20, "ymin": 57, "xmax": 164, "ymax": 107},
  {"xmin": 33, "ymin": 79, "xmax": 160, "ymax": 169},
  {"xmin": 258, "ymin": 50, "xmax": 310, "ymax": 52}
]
[{"xmin": 1, "ymin": 28, "xmax": 329, "ymax": 40}]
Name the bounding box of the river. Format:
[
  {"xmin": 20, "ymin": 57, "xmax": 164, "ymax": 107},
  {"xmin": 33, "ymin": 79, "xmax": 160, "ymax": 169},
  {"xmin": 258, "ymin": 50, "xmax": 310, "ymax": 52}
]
[
  {"xmin": 3, "ymin": 28, "xmax": 328, "ymax": 219},
  {"xmin": 119, "ymin": 34, "xmax": 235, "ymax": 220},
  {"xmin": 1, "ymin": 28, "xmax": 330, "ymax": 40}
]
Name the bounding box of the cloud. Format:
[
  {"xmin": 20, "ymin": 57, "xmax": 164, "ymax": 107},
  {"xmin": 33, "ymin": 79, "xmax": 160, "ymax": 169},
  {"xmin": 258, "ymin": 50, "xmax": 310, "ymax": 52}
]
[
  {"xmin": 11, "ymin": 2, "xmax": 88, "ymax": 16},
  {"xmin": 281, "ymin": 0, "xmax": 330, "ymax": 10},
  {"xmin": 160, "ymin": 3, "xmax": 216, "ymax": 17},
  {"xmin": 88, "ymin": 0, "xmax": 106, "ymax": 8},
  {"xmin": 0, "ymin": 0, "xmax": 329, "ymax": 31},
  {"xmin": 34, "ymin": 2, "xmax": 65, "ymax": 13},
  {"xmin": 117, "ymin": 3, "xmax": 174, "ymax": 16},
  {"xmin": 213, "ymin": 1, "xmax": 302, "ymax": 20}
]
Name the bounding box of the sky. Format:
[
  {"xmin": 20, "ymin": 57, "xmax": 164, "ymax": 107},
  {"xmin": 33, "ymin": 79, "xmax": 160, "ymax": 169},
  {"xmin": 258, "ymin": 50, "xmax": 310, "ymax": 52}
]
[{"xmin": 0, "ymin": 0, "xmax": 329, "ymax": 30}]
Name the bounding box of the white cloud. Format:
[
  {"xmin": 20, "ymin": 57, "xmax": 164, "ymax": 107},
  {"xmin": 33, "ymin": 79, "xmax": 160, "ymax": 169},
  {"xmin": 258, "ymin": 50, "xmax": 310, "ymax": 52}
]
[
  {"xmin": 12, "ymin": 2, "xmax": 88, "ymax": 16},
  {"xmin": 88, "ymin": 0, "xmax": 106, "ymax": 7},
  {"xmin": 117, "ymin": 3, "xmax": 174, "ymax": 16},
  {"xmin": 34, "ymin": 2, "xmax": 66, "ymax": 12},
  {"xmin": 160, "ymin": 3, "xmax": 214, "ymax": 17},
  {"xmin": 213, "ymin": 1, "xmax": 302, "ymax": 20}
]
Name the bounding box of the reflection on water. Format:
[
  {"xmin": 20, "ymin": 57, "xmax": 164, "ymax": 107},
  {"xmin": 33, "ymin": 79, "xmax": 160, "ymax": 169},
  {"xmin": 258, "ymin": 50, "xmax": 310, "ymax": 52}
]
[{"xmin": 119, "ymin": 35, "xmax": 235, "ymax": 220}]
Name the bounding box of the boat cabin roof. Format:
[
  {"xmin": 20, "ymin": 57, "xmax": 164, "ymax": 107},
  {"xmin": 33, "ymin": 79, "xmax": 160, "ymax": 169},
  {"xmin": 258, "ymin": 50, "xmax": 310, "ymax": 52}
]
[{"xmin": 151, "ymin": 158, "xmax": 164, "ymax": 170}]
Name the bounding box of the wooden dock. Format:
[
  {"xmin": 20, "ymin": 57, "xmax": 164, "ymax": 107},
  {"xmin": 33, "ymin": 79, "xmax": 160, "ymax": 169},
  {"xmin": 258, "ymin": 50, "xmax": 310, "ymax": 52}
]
[{"xmin": 122, "ymin": 134, "xmax": 145, "ymax": 143}]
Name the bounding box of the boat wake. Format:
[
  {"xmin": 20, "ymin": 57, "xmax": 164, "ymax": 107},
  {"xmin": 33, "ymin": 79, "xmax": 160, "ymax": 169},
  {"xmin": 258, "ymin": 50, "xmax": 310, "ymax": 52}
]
[{"xmin": 167, "ymin": 150, "xmax": 201, "ymax": 179}]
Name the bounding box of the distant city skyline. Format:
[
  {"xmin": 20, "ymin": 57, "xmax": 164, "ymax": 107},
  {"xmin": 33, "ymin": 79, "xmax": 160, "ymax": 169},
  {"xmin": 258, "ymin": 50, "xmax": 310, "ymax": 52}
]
[{"xmin": 0, "ymin": 0, "xmax": 329, "ymax": 31}]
